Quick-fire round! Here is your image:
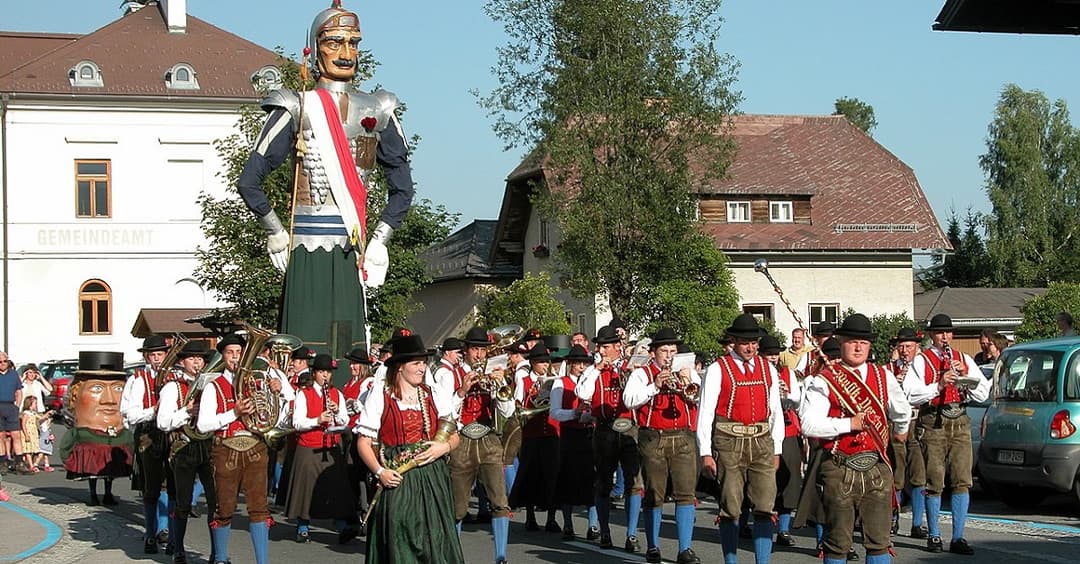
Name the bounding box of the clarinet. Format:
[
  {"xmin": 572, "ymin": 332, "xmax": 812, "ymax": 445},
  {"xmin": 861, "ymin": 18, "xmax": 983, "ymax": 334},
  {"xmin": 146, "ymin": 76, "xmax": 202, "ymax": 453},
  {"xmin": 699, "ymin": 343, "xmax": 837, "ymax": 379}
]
[{"xmin": 933, "ymin": 343, "xmax": 953, "ymax": 429}]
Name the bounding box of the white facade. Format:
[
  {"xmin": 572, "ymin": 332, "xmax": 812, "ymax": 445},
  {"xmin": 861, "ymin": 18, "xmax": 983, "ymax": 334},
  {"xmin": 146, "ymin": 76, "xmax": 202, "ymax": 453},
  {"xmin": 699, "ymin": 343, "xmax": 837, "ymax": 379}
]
[{"xmin": 1, "ymin": 99, "xmax": 241, "ymax": 361}]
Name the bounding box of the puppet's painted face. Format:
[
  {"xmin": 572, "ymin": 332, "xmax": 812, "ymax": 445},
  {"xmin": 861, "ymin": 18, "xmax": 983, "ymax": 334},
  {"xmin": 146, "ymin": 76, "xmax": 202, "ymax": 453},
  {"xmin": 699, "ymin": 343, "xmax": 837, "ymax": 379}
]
[
  {"xmin": 317, "ymin": 26, "xmax": 362, "ymax": 83},
  {"xmin": 73, "ymin": 378, "xmax": 125, "ymax": 434}
]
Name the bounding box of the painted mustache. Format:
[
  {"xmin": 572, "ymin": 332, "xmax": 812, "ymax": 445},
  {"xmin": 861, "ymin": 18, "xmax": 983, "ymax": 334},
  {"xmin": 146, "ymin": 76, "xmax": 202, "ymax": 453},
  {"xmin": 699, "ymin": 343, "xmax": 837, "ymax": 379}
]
[{"xmin": 332, "ymin": 58, "xmax": 355, "ymax": 69}]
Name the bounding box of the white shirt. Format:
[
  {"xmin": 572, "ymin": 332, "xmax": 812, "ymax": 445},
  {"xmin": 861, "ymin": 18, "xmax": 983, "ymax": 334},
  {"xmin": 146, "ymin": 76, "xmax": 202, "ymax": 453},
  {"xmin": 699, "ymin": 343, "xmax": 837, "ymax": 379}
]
[
  {"xmin": 778, "ymin": 365, "xmax": 803, "ymax": 411},
  {"xmin": 800, "ymin": 363, "xmax": 912, "ymax": 439},
  {"xmin": 549, "ymin": 376, "xmax": 593, "ymax": 424},
  {"xmin": 574, "ymin": 359, "xmax": 623, "ymax": 402},
  {"xmin": 20, "ymin": 379, "xmax": 48, "ymax": 413},
  {"xmin": 355, "ymin": 381, "xmax": 454, "ymax": 439},
  {"xmin": 696, "ymin": 354, "xmax": 785, "ymax": 456},
  {"xmin": 432, "ymin": 359, "xmax": 463, "ymax": 415},
  {"xmin": 292, "ymin": 382, "xmax": 348, "ymax": 431},
  {"xmin": 622, "ymin": 362, "xmax": 703, "ymax": 410},
  {"xmin": 903, "ymin": 346, "xmax": 989, "ymax": 406},
  {"xmin": 121, "ymin": 367, "xmax": 159, "ymax": 427},
  {"xmin": 157, "ymin": 374, "xmax": 195, "ymax": 431},
  {"xmin": 196, "ymin": 371, "xmax": 236, "ymax": 434}
]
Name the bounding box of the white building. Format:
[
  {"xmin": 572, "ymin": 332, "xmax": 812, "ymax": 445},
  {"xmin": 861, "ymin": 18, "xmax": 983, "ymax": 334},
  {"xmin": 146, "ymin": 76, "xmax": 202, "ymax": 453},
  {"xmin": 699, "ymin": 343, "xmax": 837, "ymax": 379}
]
[{"xmin": 0, "ymin": 0, "xmax": 280, "ymax": 360}]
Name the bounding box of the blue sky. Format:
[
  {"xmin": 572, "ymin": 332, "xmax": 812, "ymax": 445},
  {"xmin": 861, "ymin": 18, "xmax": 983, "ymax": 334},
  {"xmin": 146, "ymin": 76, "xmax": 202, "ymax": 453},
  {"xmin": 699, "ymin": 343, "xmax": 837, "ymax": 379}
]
[{"xmin": 5, "ymin": 1, "xmax": 1080, "ymax": 233}]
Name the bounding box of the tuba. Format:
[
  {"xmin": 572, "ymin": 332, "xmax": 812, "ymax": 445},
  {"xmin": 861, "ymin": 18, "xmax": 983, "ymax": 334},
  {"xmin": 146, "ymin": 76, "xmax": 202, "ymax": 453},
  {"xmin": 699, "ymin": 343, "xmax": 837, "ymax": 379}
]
[{"xmin": 234, "ymin": 325, "xmax": 279, "ymax": 437}]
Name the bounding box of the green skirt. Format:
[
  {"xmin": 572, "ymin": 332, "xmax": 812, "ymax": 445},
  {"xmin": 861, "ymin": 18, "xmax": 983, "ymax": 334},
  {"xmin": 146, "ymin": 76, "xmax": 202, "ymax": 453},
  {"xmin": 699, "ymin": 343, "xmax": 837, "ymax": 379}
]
[{"xmin": 366, "ymin": 445, "xmax": 465, "ymax": 564}]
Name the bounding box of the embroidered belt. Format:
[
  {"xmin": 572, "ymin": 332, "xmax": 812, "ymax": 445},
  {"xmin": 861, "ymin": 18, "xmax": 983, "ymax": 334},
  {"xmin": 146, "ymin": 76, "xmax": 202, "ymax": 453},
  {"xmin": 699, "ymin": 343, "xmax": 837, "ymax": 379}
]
[
  {"xmin": 460, "ymin": 422, "xmax": 492, "ymax": 440},
  {"xmin": 597, "ymin": 417, "xmax": 636, "ymax": 434},
  {"xmin": 921, "ymin": 403, "xmax": 965, "ymax": 419},
  {"xmin": 831, "ymin": 450, "xmax": 881, "ymax": 471},
  {"xmin": 217, "ymin": 435, "xmax": 261, "ymax": 453},
  {"xmin": 714, "ymin": 421, "xmax": 770, "ymax": 438}
]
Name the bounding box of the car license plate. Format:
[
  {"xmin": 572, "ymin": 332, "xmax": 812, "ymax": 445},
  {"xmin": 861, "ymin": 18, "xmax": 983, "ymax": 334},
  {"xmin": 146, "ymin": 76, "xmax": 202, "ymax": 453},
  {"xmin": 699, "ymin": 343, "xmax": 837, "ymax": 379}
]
[{"xmin": 997, "ymin": 449, "xmax": 1025, "ymax": 465}]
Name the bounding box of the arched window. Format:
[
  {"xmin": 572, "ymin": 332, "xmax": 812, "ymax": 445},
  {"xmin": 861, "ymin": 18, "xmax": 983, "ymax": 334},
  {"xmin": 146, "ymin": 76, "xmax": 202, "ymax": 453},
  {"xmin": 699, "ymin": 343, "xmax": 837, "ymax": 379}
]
[
  {"xmin": 79, "ymin": 279, "xmax": 112, "ymax": 335},
  {"xmin": 251, "ymin": 65, "xmax": 283, "ymax": 92},
  {"xmin": 68, "ymin": 60, "xmax": 104, "ymax": 87},
  {"xmin": 165, "ymin": 63, "xmax": 199, "ymax": 90}
]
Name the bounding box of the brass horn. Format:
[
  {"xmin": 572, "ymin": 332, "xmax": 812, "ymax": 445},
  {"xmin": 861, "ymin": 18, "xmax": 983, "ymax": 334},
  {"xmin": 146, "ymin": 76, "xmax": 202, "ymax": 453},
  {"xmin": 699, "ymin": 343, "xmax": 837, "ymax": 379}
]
[{"xmin": 235, "ymin": 325, "xmax": 279, "ymax": 436}]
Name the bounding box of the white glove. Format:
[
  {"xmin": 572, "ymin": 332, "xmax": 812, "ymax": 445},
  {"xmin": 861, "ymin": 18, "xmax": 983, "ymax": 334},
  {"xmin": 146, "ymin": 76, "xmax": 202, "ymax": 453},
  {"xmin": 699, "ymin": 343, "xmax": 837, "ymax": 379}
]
[
  {"xmin": 363, "ymin": 222, "xmax": 393, "ymax": 288},
  {"xmin": 258, "ymin": 212, "xmax": 289, "ymax": 272}
]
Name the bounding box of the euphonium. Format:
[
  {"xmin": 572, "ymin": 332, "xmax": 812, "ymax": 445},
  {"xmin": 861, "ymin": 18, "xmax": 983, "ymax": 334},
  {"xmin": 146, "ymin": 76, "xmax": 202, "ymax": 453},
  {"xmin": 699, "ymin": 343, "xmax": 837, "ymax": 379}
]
[
  {"xmin": 235, "ymin": 325, "xmax": 279, "ymax": 437},
  {"xmin": 267, "ymin": 333, "xmax": 302, "ymax": 372}
]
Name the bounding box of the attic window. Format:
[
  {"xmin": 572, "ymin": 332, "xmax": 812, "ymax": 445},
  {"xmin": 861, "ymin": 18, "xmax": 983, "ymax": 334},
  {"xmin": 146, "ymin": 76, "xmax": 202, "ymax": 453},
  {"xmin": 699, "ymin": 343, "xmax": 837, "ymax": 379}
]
[
  {"xmin": 251, "ymin": 66, "xmax": 283, "ymax": 91},
  {"xmin": 165, "ymin": 63, "xmax": 199, "ymax": 90},
  {"xmin": 69, "ymin": 61, "xmax": 103, "ymax": 87}
]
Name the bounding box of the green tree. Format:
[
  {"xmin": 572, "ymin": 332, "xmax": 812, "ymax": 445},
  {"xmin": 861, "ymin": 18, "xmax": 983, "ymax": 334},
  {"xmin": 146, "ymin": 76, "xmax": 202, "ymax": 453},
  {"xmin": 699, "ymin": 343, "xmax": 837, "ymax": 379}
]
[
  {"xmin": 1016, "ymin": 282, "xmax": 1080, "ymax": 341},
  {"xmin": 480, "ymin": 0, "xmax": 742, "ymax": 350},
  {"xmin": 841, "ymin": 308, "xmax": 919, "ymax": 363},
  {"xmin": 476, "ymin": 272, "xmax": 573, "ymax": 336},
  {"xmin": 195, "ymin": 53, "xmax": 456, "ymax": 341},
  {"xmin": 919, "ymin": 208, "xmax": 991, "ymax": 289},
  {"xmin": 982, "ymin": 84, "xmax": 1080, "ymax": 286},
  {"xmin": 833, "ymin": 97, "xmax": 878, "ymax": 135}
]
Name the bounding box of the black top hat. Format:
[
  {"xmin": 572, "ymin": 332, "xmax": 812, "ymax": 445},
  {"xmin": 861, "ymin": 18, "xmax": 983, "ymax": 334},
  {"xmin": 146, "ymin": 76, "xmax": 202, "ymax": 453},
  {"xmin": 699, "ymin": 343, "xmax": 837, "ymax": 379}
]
[
  {"xmin": 564, "ymin": 344, "xmax": 592, "ymax": 363},
  {"xmin": 345, "ymin": 347, "xmax": 371, "ymax": 365},
  {"xmin": 506, "ymin": 338, "xmax": 531, "ymax": 355},
  {"xmin": 216, "ymin": 333, "xmax": 246, "ymax": 354},
  {"xmin": 890, "ymin": 327, "xmax": 920, "ymax": 345},
  {"xmin": 812, "ymin": 321, "xmax": 836, "ymax": 337},
  {"xmin": 926, "ymin": 314, "xmax": 954, "ymax": 332},
  {"xmin": 833, "ymin": 313, "xmax": 876, "ymax": 340},
  {"xmin": 649, "ymin": 328, "xmax": 683, "ymax": 348},
  {"xmin": 312, "ymin": 353, "xmax": 338, "ymax": 372},
  {"xmin": 138, "ymin": 335, "xmax": 169, "ymax": 353},
  {"xmin": 441, "ymin": 337, "xmax": 465, "ymax": 352},
  {"xmin": 177, "ymin": 340, "xmax": 210, "ymax": 359},
  {"xmin": 593, "ymin": 326, "xmax": 620, "ymax": 344},
  {"xmin": 527, "ymin": 343, "xmax": 551, "ymax": 362},
  {"xmin": 759, "ymin": 335, "xmax": 782, "ymax": 355},
  {"xmin": 725, "ymin": 313, "xmax": 766, "ymax": 340},
  {"xmin": 291, "ymin": 346, "xmax": 316, "ymax": 361},
  {"xmin": 463, "ymin": 326, "xmax": 491, "ymax": 346},
  {"xmin": 74, "ymin": 351, "xmax": 127, "ymax": 380},
  {"xmin": 385, "ymin": 334, "xmax": 435, "ymax": 365},
  {"xmin": 822, "ymin": 337, "xmax": 841, "ymax": 359}
]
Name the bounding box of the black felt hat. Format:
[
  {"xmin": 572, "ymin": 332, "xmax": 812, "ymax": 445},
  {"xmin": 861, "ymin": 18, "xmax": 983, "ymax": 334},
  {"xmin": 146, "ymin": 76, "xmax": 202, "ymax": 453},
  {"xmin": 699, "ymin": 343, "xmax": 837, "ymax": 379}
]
[
  {"xmin": 565, "ymin": 344, "xmax": 592, "ymax": 363},
  {"xmin": 822, "ymin": 337, "xmax": 841, "ymax": 359},
  {"xmin": 506, "ymin": 338, "xmax": 531, "ymax": 355},
  {"xmin": 216, "ymin": 333, "xmax": 246, "ymax": 354},
  {"xmin": 926, "ymin": 314, "xmax": 954, "ymax": 332},
  {"xmin": 386, "ymin": 334, "xmax": 436, "ymax": 365},
  {"xmin": 759, "ymin": 335, "xmax": 782, "ymax": 355},
  {"xmin": 73, "ymin": 351, "xmax": 127, "ymax": 380},
  {"xmin": 441, "ymin": 337, "xmax": 466, "ymax": 352},
  {"xmin": 463, "ymin": 327, "xmax": 491, "ymax": 346},
  {"xmin": 177, "ymin": 340, "xmax": 211, "ymax": 359},
  {"xmin": 725, "ymin": 313, "xmax": 766, "ymax": 340},
  {"xmin": 833, "ymin": 314, "xmax": 876, "ymax": 340},
  {"xmin": 593, "ymin": 326, "xmax": 621, "ymax": 344},
  {"xmin": 890, "ymin": 327, "xmax": 921, "ymax": 345},
  {"xmin": 312, "ymin": 353, "xmax": 338, "ymax": 372},
  {"xmin": 291, "ymin": 346, "xmax": 316, "ymax": 360},
  {"xmin": 527, "ymin": 343, "xmax": 551, "ymax": 362},
  {"xmin": 345, "ymin": 347, "xmax": 371, "ymax": 365},
  {"xmin": 138, "ymin": 335, "xmax": 169, "ymax": 353},
  {"xmin": 812, "ymin": 321, "xmax": 836, "ymax": 337},
  {"xmin": 649, "ymin": 328, "xmax": 683, "ymax": 348}
]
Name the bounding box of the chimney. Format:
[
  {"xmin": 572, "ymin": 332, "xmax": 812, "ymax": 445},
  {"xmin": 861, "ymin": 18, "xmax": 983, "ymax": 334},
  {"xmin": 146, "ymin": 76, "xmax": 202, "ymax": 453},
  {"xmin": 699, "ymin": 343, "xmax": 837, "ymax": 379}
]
[{"xmin": 160, "ymin": 0, "xmax": 187, "ymax": 34}]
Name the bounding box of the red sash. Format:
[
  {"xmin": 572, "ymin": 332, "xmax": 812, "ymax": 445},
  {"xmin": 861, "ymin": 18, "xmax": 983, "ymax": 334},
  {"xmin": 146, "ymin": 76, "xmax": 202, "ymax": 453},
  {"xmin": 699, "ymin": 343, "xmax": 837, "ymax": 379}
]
[
  {"xmin": 314, "ymin": 89, "xmax": 367, "ymax": 241},
  {"xmin": 818, "ymin": 363, "xmax": 891, "ymax": 467}
]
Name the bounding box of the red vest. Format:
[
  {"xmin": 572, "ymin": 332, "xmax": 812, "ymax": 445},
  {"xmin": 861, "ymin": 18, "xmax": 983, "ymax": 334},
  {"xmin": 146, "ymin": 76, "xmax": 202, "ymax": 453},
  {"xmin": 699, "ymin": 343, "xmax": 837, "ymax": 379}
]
[
  {"xmin": 132, "ymin": 367, "xmax": 157, "ymax": 409},
  {"xmin": 714, "ymin": 355, "xmax": 772, "ymax": 425},
  {"xmin": 778, "ymin": 367, "xmax": 800, "ymax": 438},
  {"xmin": 558, "ymin": 375, "xmax": 589, "ymax": 430},
  {"xmin": 174, "ymin": 377, "xmax": 192, "ymax": 410},
  {"xmin": 297, "ymin": 386, "xmax": 343, "ymax": 448},
  {"xmin": 378, "ymin": 386, "xmax": 439, "ymax": 447},
  {"xmin": 342, "ymin": 375, "xmax": 369, "ymax": 428},
  {"xmin": 210, "ymin": 375, "xmax": 248, "ymax": 438},
  {"xmin": 823, "ymin": 364, "xmax": 889, "ymax": 456},
  {"xmin": 590, "ymin": 363, "xmax": 633, "ymax": 421},
  {"xmin": 922, "ymin": 348, "xmax": 964, "ymax": 405},
  {"xmin": 636, "ymin": 363, "xmax": 694, "ymax": 431},
  {"xmin": 454, "ymin": 364, "xmax": 496, "ymax": 426},
  {"xmin": 520, "ymin": 373, "xmax": 559, "ymax": 438}
]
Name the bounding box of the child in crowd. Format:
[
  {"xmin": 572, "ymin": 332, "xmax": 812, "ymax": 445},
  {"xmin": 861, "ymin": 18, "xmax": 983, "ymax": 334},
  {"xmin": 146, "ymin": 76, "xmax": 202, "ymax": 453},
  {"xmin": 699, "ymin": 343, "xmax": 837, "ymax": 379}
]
[
  {"xmin": 37, "ymin": 404, "xmax": 55, "ymax": 471},
  {"xmin": 20, "ymin": 397, "xmax": 41, "ymax": 473}
]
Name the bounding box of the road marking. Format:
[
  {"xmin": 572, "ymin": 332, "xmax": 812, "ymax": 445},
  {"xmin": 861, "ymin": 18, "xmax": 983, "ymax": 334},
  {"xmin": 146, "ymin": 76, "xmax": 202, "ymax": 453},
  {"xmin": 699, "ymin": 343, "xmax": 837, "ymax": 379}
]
[{"xmin": 0, "ymin": 501, "xmax": 63, "ymax": 561}]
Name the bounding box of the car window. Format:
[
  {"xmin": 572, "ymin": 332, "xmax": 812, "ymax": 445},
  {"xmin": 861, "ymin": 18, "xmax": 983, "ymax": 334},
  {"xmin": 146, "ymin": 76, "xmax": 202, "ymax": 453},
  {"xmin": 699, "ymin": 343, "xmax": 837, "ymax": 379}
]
[
  {"xmin": 1065, "ymin": 351, "xmax": 1080, "ymax": 401},
  {"xmin": 46, "ymin": 362, "xmax": 78, "ymax": 382},
  {"xmin": 995, "ymin": 349, "xmax": 1062, "ymax": 402}
]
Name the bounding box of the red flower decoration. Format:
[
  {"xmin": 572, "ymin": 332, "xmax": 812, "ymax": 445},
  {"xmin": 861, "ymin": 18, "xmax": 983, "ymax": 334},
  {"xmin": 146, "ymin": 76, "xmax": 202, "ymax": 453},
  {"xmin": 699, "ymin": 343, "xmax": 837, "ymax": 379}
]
[
  {"xmin": 400, "ymin": 328, "xmax": 412, "ymax": 337},
  {"xmin": 487, "ymin": 334, "xmax": 495, "ymax": 344},
  {"xmin": 361, "ymin": 116, "xmax": 377, "ymax": 131}
]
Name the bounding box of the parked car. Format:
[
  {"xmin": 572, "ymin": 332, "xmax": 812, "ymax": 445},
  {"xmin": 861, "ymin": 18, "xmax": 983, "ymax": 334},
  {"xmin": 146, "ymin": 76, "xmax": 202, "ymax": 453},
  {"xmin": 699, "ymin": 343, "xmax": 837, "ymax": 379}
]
[
  {"xmin": 40, "ymin": 359, "xmax": 79, "ymax": 412},
  {"xmin": 978, "ymin": 336, "xmax": 1080, "ymax": 508},
  {"xmin": 966, "ymin": 363, "xmax": 995, "ymax": 483}
]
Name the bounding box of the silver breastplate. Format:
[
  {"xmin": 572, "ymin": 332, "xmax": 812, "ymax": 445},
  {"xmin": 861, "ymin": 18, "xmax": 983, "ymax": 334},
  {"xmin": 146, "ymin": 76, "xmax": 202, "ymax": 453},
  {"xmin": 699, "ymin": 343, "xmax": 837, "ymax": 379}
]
[{"xmin": 299, "ymin": 90, "xmax": 388, "ymax": 209}]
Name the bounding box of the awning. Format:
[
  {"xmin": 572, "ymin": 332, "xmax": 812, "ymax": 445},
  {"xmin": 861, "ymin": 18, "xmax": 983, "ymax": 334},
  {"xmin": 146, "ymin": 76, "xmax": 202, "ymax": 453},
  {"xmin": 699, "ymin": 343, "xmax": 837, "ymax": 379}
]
[
  {"xmin": 130, "ymin": 308, "xmax": 217, "ymax": 338},
  {"xmin": 934, "ymin": 0, "xmax": 1080, "ymax": 35}
]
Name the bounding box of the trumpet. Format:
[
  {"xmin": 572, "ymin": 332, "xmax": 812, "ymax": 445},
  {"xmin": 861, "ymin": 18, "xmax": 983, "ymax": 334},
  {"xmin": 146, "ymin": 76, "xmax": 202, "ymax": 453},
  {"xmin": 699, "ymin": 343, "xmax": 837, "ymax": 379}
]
[{"xmin": 656, "ymin": 366, "xmax": 700, "ymax": 404}]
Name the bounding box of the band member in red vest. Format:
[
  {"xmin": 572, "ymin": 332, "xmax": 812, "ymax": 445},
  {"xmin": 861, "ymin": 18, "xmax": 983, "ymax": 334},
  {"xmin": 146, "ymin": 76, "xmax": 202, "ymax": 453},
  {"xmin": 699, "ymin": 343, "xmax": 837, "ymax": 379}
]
[
  {"xmin": 903, "ymin": 314, "xmax": 989, "ymax": 555},
  {"xmin": 432, "ymin": 338, "xmax": 467, "ymax": 414},
  {"xmin": 342, "ymin": 346, "xmax": 375, "ymax": 524},
  {"xmin": 121, "ymin": 335, "xmax": 171, "ymax": 552},
  {"xmin": 195, "ymin": 333, "xmax": 272, "ymax": 564},
  {"xmin": 157, "ymin": 341, "xmax": 218, "ymax": 564},
  {"xmin": 448, "ymin": 327, "xmax": 515, "ymax": 564},
  {"xmin": 697, "ymin": 313, "xmax": 783, "ymax": 564},
  {"xmin": 801, "ymin": 314, "xmax": 912, "ymax": 564},
  {"xmin": 887, "ymin": 327, "xmax": 927, "ymax": 538},
  {"xmin": 624, "ymin": 328, "xmax": 701, "ymax": 564},
  {"xmin": 574, "ymin": 325, "xmax": 643, "ymax": 552},
  {"xmin": 509, "ymin": 344, "xmax": 561, "ymax": 532},
  {"xmin": 550, "ymin": 344, "xmax": 598, "ymax": 539},
  {"xmin": 356, "ymin": 333, "xmax": 465, "ymax": 564},
  {"xmin": 758, "ymin": 334, "xmax": 804, "ymax": 548}
]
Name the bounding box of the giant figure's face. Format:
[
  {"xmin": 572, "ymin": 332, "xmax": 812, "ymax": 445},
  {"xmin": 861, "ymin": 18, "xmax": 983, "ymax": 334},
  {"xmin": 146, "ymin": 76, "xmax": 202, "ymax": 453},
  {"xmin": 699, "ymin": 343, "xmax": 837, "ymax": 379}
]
[
  {"xmin": 73, "ymin": 378, "xmax": 125, "ymax": 434},
  {"xmin": 317, "ymin": 26, "xmax": 362, "ymax": 83}
]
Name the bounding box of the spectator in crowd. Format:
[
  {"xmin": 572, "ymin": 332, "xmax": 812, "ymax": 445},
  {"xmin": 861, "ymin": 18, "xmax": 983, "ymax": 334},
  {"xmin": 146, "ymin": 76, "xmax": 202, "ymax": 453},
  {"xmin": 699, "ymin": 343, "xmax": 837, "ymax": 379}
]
[
  {"xmin": 1058, "ymin": 312, "xmax": 1076, "ymax": 337},
  {"xmin": 20, "ymin": 396, "xmax": 42, "ymax": 473},
  {"xmin": 0, "ymin": 351, "xmax": 29, "ymax": 474},
  {"xmin": 973, "ymin": 329, "xmax": 995, "ymax": 364},
  {"xmin": 778, "ymin": 328, "xmax": 812, "ymax": 370},
  {"xmin": 986, "ymin": 333, "xmax": 1009, "ymax": 364}
]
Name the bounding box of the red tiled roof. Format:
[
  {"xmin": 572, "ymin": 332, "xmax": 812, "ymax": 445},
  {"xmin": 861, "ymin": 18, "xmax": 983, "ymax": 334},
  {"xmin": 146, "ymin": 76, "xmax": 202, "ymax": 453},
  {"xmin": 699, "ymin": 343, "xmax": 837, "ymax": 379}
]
[
  {"xmin": 0, "ymin": 5, "xmax": 279, "ymax": 99},
  {"xmin": 701, "ymin": 114, "xmax": 949, "ymax": 251},
  {"xmin": 0, "ymin": 32, "xmax": 80, "ymax": 77}
]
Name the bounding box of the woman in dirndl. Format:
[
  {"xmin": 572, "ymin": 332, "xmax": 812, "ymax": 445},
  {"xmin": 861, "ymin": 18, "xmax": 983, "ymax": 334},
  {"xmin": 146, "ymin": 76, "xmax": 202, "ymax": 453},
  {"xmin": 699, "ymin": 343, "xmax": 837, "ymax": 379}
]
[
  {"xmin": 356, "ymin": 333, "xmax": 464, "ymax": 564},
  {"xmin": 549, "ymin": 344, "xmax": 597, "ymax": 539}
]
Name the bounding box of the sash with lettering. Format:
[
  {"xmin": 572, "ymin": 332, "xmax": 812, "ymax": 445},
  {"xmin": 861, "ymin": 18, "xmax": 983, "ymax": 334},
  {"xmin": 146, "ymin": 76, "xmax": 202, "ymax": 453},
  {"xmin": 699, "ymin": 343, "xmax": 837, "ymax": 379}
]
[
  {"xmin": 304, "ymin": 90, "xmax": 368, "ymax": 249},
  {"xmin": 817, "ymin": 363, "xmax": 891, "ymax": 468}
]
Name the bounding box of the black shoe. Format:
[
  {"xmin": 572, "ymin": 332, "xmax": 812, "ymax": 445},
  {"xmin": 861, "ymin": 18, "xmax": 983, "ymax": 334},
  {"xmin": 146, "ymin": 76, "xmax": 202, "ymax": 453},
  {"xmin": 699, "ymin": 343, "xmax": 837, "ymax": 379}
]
[
  {"xmin": 927, "ymin": 536, "xmax": 943, "ymax": 553},
  {"xmin": 949, "ymin": 538, "xmax": 974, "ymax": 555},
  {"xmin": 545, "ymin": 521, "xmax": 562, "ymax": 533},
  {"xmin": 625, "ymin": 535, "xmax": 639, "ymax": 553},
  {"xmin": 88, "ymin": 496, "xmax": 100, "ymax": 507},
  {"xmin": 524, "ymin": 520, "xmax": 540, "ymax": 531},
  {"xmin": 157, "ymin": 530, "xmax": 170, "ymax": 545},
  {"xmin": 338, "ymin": 527, "xmax": 358, "ymax": 544},
  {"xmin": 495, "ymin": 559, "xmax": 508, "ymax": 564},
  {"xmin": 172, "ymin": 552, "xmax": 187, "ymax": 564},
  {"xmin": 295, "ymin": 530, "xmax": 310, "ymax": 544},
  {"xmin": 599, "ymin": 534, "xmax": 613, "ymax": 549},
  {"xmin": 144, "ymin": 538, "xmax": 159, "ymax": 554},
  {"xmin": 677, "ymin": 548, "xmax": 702, "ymax": 564},
  {"xmin": 776, "ymin": 532, "xmax": 796, "ymax": 547},
  {"xmin": 164, "ymin": 542, "xmax": 174, "ymax": 556},
  {"xmin": 847, "ymin": 547, "xmax": 859, "ymax": 561},
  {"xmin": 739, "ymin": 525, "xmax": 752, "ymax": 539},
  {"xmin": 102, "ymin": 494, "xmax": 118, "ymax": 506},
  {"xmin": 586, "ymin": 526, "xmax": 600, "ymax": 541},
  {"xmin": 910, "ymin": 525, "xmax": 928, "ymax": 539},
  {"xmin": 645, "ymin": 548, "xmax": 663, "ymax": 564}
]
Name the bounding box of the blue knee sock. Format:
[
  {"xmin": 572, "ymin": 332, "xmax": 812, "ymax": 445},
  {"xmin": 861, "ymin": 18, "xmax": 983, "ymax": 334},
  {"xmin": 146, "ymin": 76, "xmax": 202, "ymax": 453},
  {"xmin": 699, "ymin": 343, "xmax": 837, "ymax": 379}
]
[
  {"xmin": 613, "ymin": 465, "xmax": 625, "ymax": 497},
  {"xmin": 270, "ymin": 463, "xmax": 281, "ymax": 492},
  {"xmin": 206, "ymin": 516, "xmax": 217, "ymax": 559},
  {"xmin": 777, "ymin": 512, "xmax": 792, "ymax": 534},
  {"xmin": 752, "ymin": 517, "xmax": 773, "ymax": 564},
  {"xmin": 926, "ymin": 495, "xmax": 942, "ymax": 537},
  {"xmin": 492, "ymin": 516, "xmax": 509, "ymax": 562},
  {"xmin": 595, "ymin": 495, "xmax": 611, "ymax": 536},
  {"xmin": 143, "ymin": 502, "xmax": 158, "ymax": 540},
  {"xmin": 297, "ymin": 518, "xmax": 309, "ymax": 534},
  {"xmin": 210, "ymin": 524, "xmax": 230, "ymax": 563},
  {"xmin": 815, "ymin": 522, "xmax": 825, "ymax": 544},
  {"xmin": 675, "ymin": 504, "xmax": 695, "ymax": 552},
  {"xmin": 625, "ymin": 493, "xmax": 641, "ymax": 538},
  {"xmin": 158, "ymin": 493, "xmax": 170, "ymax": 533},
  {"xmin": 456, "ymin": 520, "xmax": 462, "ymax": 536},
  {"xmin": 192, "ymin": 478, "xmax": 204, "ymax": 504},
  {"xmin": 504, "ymin": 461, "xmax": 518, "ymax": 496},
  {"xmin": 911, "ymin": 487, "xmax": 926, "ymax": 527},
  {"xmin": 643, "ymin": 507, "xmax": 661, "ymax": 549},
  {"xmin": 719, "ymin": 521, "xmax": 738, "ymax": 564},
  {"xmin": 249, "ymin": 520, "xmax": 269, "ymax": 564},
  {"xmin": 825, "ymin": 559, "xmax": 847, "ymax": 564},
  {"xmin": 951, "ymin": 492, "xmax": 970, "ymax": 540},
  {"xmin": 865, "ymin": 554, "xmax": 890, "ymax": 564},
  {"xmin": 588, "ymin": 505, "xmax": 598, "ymax": 528}
]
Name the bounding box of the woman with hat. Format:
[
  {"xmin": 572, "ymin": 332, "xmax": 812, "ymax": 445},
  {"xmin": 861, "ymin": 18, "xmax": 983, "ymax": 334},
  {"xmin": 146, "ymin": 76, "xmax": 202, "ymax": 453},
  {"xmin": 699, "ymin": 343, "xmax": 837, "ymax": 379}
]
[
  {"xmin": 286, "ymin": 353, "xmax": 357, "ymax": 545},
  {"xmin": 549, "ymin": 344, "xmax": 599, "ymax": 540},
  {"xmin": 356, "ymin": 333, "xmax": 465, "ymax": 564},
  {"xmin": 508, "ymin": 343, "xmax": 562, "ymax": 533}
]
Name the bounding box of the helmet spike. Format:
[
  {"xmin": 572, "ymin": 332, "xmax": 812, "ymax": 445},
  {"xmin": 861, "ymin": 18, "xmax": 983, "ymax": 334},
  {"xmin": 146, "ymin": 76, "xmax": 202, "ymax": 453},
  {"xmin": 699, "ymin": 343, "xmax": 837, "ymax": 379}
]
[{"xmin": 331, "ymin": 0, "xmax": 342, "ymax": 7}]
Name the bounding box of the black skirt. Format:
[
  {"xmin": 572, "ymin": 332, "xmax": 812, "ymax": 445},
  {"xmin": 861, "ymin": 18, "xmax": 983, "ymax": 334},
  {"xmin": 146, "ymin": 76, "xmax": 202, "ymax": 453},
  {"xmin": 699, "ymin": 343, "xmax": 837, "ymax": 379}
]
[
  {"xmin": 508, "ymin": 435, "xmax": 560, "ymax": 509},
  {"xmin": 554, "ymin": 426, "xmax": 594, "ymax": 506}
]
